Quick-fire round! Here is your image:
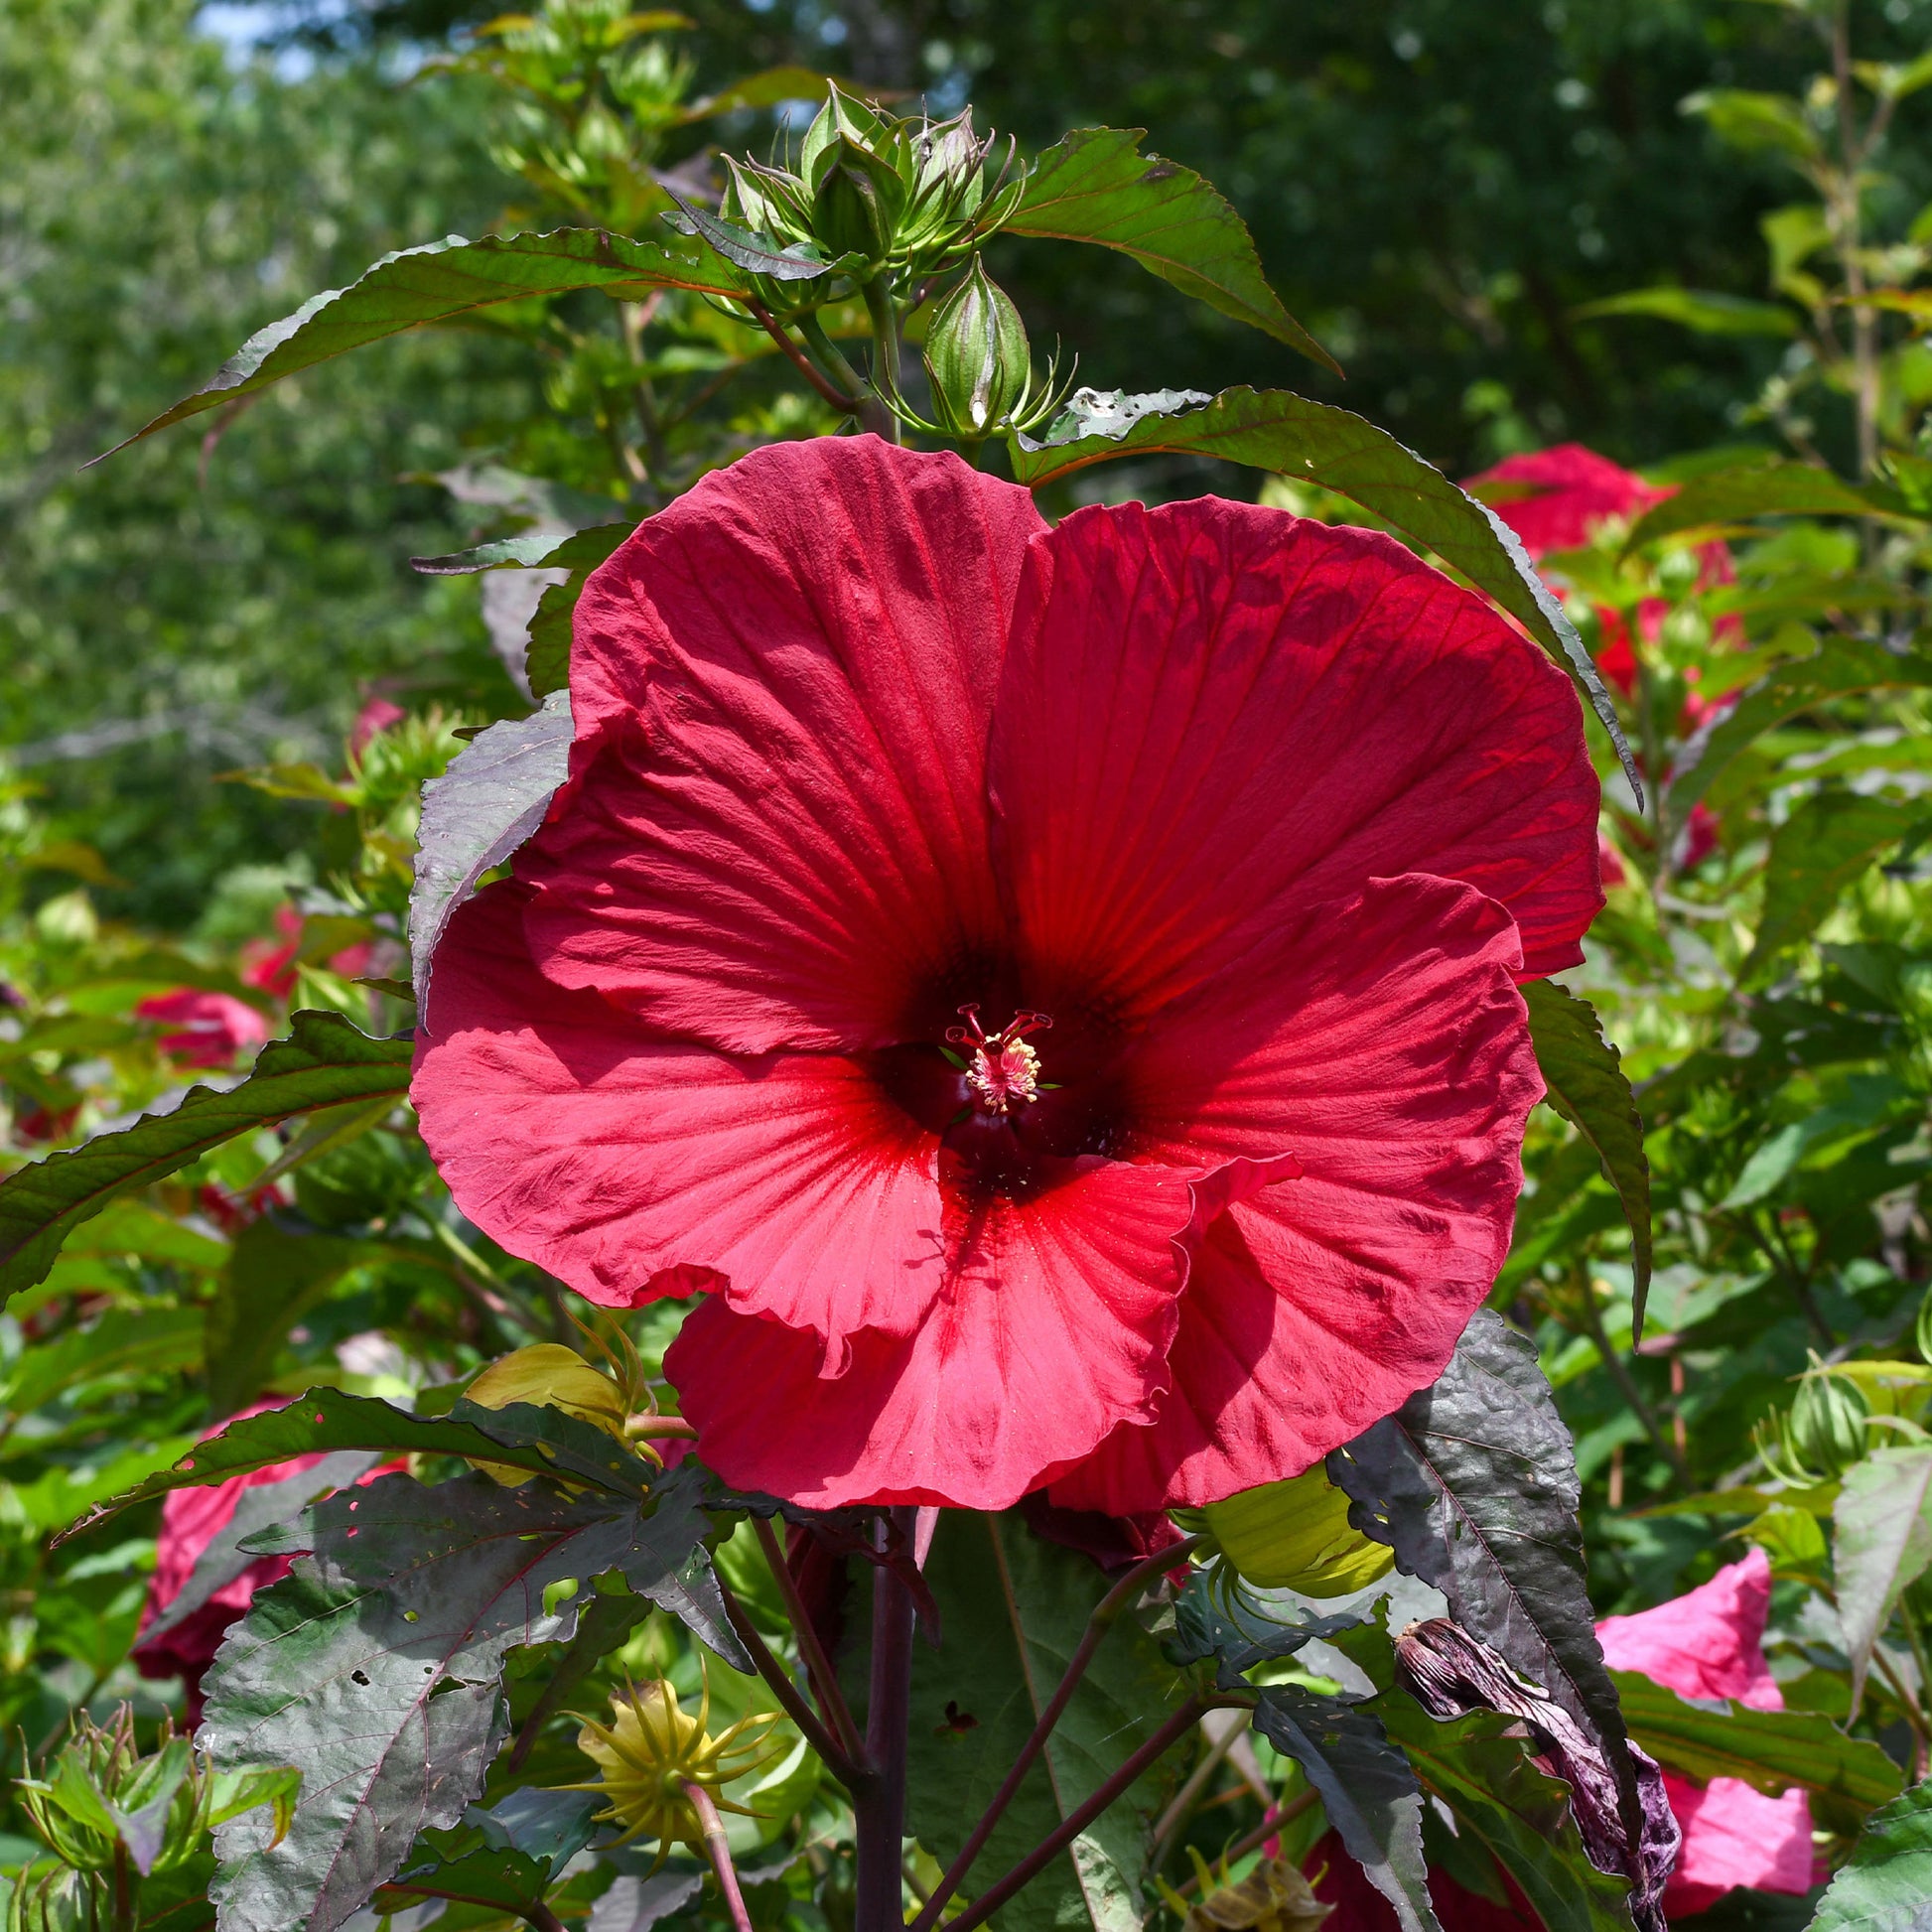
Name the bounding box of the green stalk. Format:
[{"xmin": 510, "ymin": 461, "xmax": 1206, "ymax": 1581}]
[{"xmin": 859, "ymin": 277, "xmax": 903, "ymax": 445}]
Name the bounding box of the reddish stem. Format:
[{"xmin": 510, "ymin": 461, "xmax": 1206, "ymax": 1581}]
[{"xmin": 688, "ymin": 1784, "xmax": 755, "ymax": 1932}]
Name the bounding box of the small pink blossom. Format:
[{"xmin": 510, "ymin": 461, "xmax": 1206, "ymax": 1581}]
[{"xmin": 135, "ymin": 988, "xmax": 271, "ymax": 1067}]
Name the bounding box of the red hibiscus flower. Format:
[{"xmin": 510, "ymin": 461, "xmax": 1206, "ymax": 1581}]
[
  {"xmin": 1597, "ymin": 1548, "xmax": 1815, "ymax": 1915},
  {"xmin": 412, "ymin": 437, "xmax": 1600, "ymax": 1512},
  {"xmin": 1466, "ymin": 444, "xmax": 1742, "ymax": 715},
  {"xmin": 135, "ymin": 988, "xmax": 271, "ymax": 1068}
]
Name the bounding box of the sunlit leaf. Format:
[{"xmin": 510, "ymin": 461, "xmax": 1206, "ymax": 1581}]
[
  {"xmin": 1524, "ymin": 983, "xmax": 1653, "ymax": 1330},
  {"xmin": 1623, "ymin": 459, "xmax": 1909, "ymax": 550},
  {"xmin": 1008, "ymin": 129, "xmax": 1337, "ymax": 371},
  {"xmin": 1834, "ymin": 1448, "xmax": 1932, "ymax": 1713},
  {"xmin": 1810, "ymin": 1774, "xmax": 1932, "ymax": 1932},
  {"xmin": 1574, "ymin": 287, "xmax": 1798, "ymax": 338}
]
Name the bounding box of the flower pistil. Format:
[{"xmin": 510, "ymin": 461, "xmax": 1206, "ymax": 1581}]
[{"xmin": 947, "ymin": 1004, "xmax": 1051, "ymax": 1114}]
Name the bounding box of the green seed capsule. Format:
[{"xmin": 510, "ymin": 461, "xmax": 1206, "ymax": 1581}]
[
  {"xmin": 1786, "ymin": 1362, "xmax": 1869, "ymax": 1478},
  {"xmin": 924, "ymin": 257, "xmax": 1033, "ymax": 436}
]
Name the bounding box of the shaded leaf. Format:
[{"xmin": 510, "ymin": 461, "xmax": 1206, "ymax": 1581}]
[
  {"xmin": 375, "ymin": 1790, "xmax": 602, "ymax": 1917},
  {"xmin": 207, "ymin": 1218, "xmax": 384, "ymax": 1419},
  {"xmin": 1610, "ymin": 1670, "xmax": 1902, "ymax": 1823},
  {"xmin": 202, "ymin": 1466, "xmax": 723, "ymax": 1932},
  {"xmin": 0, "ymin": 1306, "xmax": 205, "ymax": 1416},
  {"xmin": 1666, "ymin": 636, "xmax": 1932, "ymax": 823},
  {"xmin": 1326, "ymin": 1312, "xmax": 1644, "ymax": 1856},
  {"xmin": 1250, "ymin": 1684, "xmax": 1438, "ymax": 1932},
  {"xmin": 140, "ymin": 1450, "xmax": 381, "ymax": 1645},
  {"xmin": 662, "ymin": 190, "xmax": 850, "ymax": 279},
  {"xmin": 102, "ymin": 229, "xmax": 758, "ymax": 453},
  {"xmin": 1377, "ymin": 1693, "xmax": 1638, "ymax": 1932},
  {"xmin": 409, "ymin": 689, "xmax": 574, "ymax": 998},
  {"xmin": 1169, "ymin": 1572, "xmax": 1360, "ymax": 1683},
  {"xmin": 903, "ymin": 1511, "xmax": 1182, "ymax": 1932},
  {"xmin": 680, "ymin": 66, "xmax": 842, "ymax": 120},
  {"xmin": 409, "ymin": 523, "xmax": 628, "ymax": 576},
  {"xmin": 1834, "ymin": 1448, "xmax": 1932, "ymax": 1713},
  {"xmin": 1008, "ymin": 129, "xmax": 1336, "ymax": 371},
  {"xmin": 1524, "ymin": 982, "xmax": 1653, "ymax": 1330},
  {"xmin": 516, "ymin": 523, "xmax": 641, "ymax": 698},
  {"xmin": 1742, "ymin": 790, "xmax": 1924, "ymax": 984},
  {"xmin": 1809, "ymin": 1774, "xmax": 1932, "ymax": 1932},
  {"xmin": 1574, "ymin": 288, "xmax": 1799, "ymax": 338},
  {"xmin": 1008, "ymin": 385, "xmax": 1636, "ymax": 797},
  {"xmin": 0, "ymin": 1013, "xmax": 413, "ymax": 1309}
]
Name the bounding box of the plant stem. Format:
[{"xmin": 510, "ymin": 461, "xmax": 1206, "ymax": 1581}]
[
  {"xmin": 940, "ymin": 1698, "xmax": 1238, "ymax": 1932},
  {"xmin": 748, "ymin": 302, "xmax": 862, "ymax": 414},
  {"xmin": 1575, "ymin": 1274, "xmax": 1690, "ymax": 1487},
  {"xmin": 1828, "ymin": 0, "xmax": 1880, "ymax": 483},
  {"xmin": 688, "ymin": 1784, "xmax": 756, "ymax": 1932},
  {"xmin": 860, "ymin": 277, "xmax": 902, "ymax": 444},
  {"xmin": 524, "ymin": 1905, "xmax": 570, "ymax": 1932},
  {"xmin": 1170, "ymin": 1784, "xmax": 1323, "ymax": 1897},
  {"xmin": 911, "ymin": 1534, "xmax": 1207, "ymax": 1932},
  {"xmin": 855, "ymin": 1510, "xmax": 916, "ymax": 1932},
  {"xmin": 717, "ymin": 1573, "xmax": 869, "ymax": 1791},
  {"xmin": 753, "ymin": 1516, "xmax": 867, "ymax": 1765}
]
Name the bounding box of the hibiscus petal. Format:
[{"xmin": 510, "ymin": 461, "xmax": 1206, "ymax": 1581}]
[
  {"xmin": 1049, "ymin": 875, "xmax": 1540, "ymax": 1512},
  {"xmin": 1661, "ymin": 1771, "xmax": 1814, "ymax": 1911},
  {"xmin": 518, "ymin": 435, "xmax": 1046, "ymax": 1054},
  {"xmin": 991, "ymin": 495, "xmax": 1601, "ymax": 1016},
  {"xmin": 666, "ymin": 1158, "xmax": 1263, "ymax": 1510},
  {"xmin": 413, "ymin": 880, "xmax": 953, "ymax": 1342},
  {"xmin": 1596, "ymin": 1547, "xmax": 1784, "ymax": 1710}
]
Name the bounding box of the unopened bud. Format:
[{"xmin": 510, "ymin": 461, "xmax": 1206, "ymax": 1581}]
[
  {"xmin": 924, "ymin": 257, "xmax": 1033, "ymax": 436},
  {"xmin": 1200, "ymin": 1464, "xmax": 1393, "ymax": 1599},
  {"xmin": 811, "ymin": 138, "xmax": 902, "ymax": 263},
  {"xmin": 1787, "ymin": 1360, "xmax": 1868, "ymax": 1478},
  {"xmin": 466, "ymin": 1343, "xmax": 630, "ymax": 1483}
]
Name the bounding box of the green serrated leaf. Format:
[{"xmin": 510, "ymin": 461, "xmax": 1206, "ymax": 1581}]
[
  {"xmin": 0, "ymin": 1012, "xmax": 414, "ymax": 1309},
  {"xmin": 202, "ymin": 1465, "xmax": 728, "ymax": 1932},
  {"xmin": 1524, "ymin": 982, "xmax": 1653, "ymax": 1328},
  {"xmin": 1667, "ymin": 636, "xmax": 1932, "ymax": 822},
  {"xmin": 903, "ymin": 1512, "xmax": 1183, "ymax": 1932},
  {"xmin": 1008, "ymin": 128, "xmax": 1336, "ymax": 372},
  {"xmin": 409, "ymin": 689, "xmax": 575, "ymax": 997},
  {"xmin": 1742, "ymin": 790, "xmax": 1924, "ymax": 984},
  {"xmin": 100, "ymin": 229, "xmax": 758, "ymax": 455},
  {"xmin": 1809, "ymin": 1774, "xmax": 1932, "ymax": 1932},
  {"xmin": 1008, "ymin": 385, "xmax": 1636, "ymax": 797},
  {"xmin": 1610, "ymin": 1670, "xmax": 1901, "ymax": 1823},
  {"xmin": 410, "ymin": 523, "xmax": 628, "ymax": 577},
  {"xmin": 1327, "ymin": 1312, "xmax": 1645, "ymax": 1860}
]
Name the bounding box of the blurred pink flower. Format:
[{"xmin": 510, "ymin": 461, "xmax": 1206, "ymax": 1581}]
[
  {"xmin": 1597, "ymin": 1547, "xmax": 1814, "ymax": 1915},
  {"xmin": 350, "ymin": 696, "xmax": 405, "ymax": 756},
  {"xmin": 239, "ymin": 905, "xmax": 373, "ymax": 999},
  {"xmin": 135, "ymin": 988, "xmax": 270, "ymax": 1067}
]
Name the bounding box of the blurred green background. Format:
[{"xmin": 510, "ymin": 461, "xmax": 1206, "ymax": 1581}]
[{"xmin": 9, "ymin": 0, "xmax": 1932, "ymax": 924}]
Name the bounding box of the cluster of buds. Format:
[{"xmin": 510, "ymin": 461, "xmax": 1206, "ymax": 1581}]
[
  {"xmin": 715, "ymin": 87, "xmax": 1023, "ymax": 284},
  {"xmin": 9, "ymin": 1709, "xmax": 297, "ymax": 1932}
]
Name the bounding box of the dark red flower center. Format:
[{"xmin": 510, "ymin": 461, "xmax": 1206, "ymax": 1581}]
[{"xmin": 946, "ymin": 1004, "xmax": 1051, "ymax": 1115}]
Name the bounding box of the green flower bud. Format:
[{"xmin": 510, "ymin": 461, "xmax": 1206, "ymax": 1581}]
[
  {"xmin": 924, "ymin": 258, "xmax": 1033, "ymax": 436},
  {"xmin": 1787, "ymin": 1360, "xmax": 1869, "ymax": 1478},
  {"xmin": 1200, "ymin": 1465, "xmax": 1394, "ymax": 1598},
  {"xmin": 810, "ymin": 134, "xmax": 906, "ymax": 264}
]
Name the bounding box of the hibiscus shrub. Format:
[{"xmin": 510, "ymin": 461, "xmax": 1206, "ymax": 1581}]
[{"xmin": 7, "ymin": 9, "xmax": 1932, "ymax": 1932}]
